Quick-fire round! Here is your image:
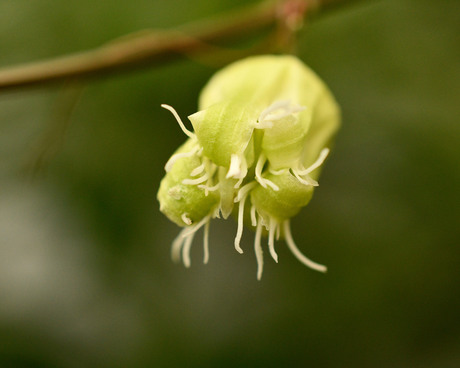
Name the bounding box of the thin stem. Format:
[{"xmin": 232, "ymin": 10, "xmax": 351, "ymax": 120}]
[
  {"xmin": 0, "ymin": 0, "xmax": 355, "ymax": 91},
  {"xmin": 23, "ymin": 80, "xmax": 84, "ymax": 177}
]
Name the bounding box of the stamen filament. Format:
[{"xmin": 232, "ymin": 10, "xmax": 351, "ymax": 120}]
[
  {"xmin": 297, "ymin": 148, "xmax": 330, "ymax": 175},
  {"xmin": 255, "ymin": 221, "xmax": 264, "ymax": 280},
  {"xmin": 235, "ymin": 181, "xmax": 257, "ymax": 203},
  {"xmin": 258, "ymin": 100, "xmax": 306, "ymax": 127},
  {"xmin": 181, "ymin": 213, "xmax": 192, "ymax": 225},
  {"xmin": 161, "ymin": 104, "xmax": 195, "ymax": 138},
  {"xmin": 165, "ymin": 148, "xmax": 198, "ymax": 172},
  {"xmin": 234, "ymin": 177, "xmax": 244, "ymax": 188},
  {"xmin": 203, "ymin": 221, "xmax": 210, "ymax": 264},
  {"xmin": 182, "ymin": 232, "xmax": 196, "ymax": 268},
  {"xmin": 171, "ymin": 227, "xmax": 189, "ymax": 263},
  {"xmin": 283, "ymin": 220, "xmax": 327, "ymax": 273},
  {"xmin": 266, "ymin": 180, "xmax": 279, "ymax": 191},
  {"xmin": 198, "ymin": 182, "xmax": 219, "ymax": 196},
  {"xmin": 190, "ymin": 163, "xmax": 205, "ymax": 177},
  {"xmin": 198, "ymin": 183, "xmax": 220, "ymax": 192},
  {"xmin": 268, "ymin": 217, "xmax": 278, "ymax": 263},
  {"xmin": 182, "ymin": 173, "xmax": 209, "ymax": 185},
  {"xmin": 233, "ymin": 180, "xmax": 257, "ymax": 254},
  {"xmin": 255, "ymin": 154, "xmax": 267, "ymax": 186},
  {"xmin": 258, "ymin": 100, "xmax": 289, "ymax": 123},
  {"xmin": 292, "ymin": 169, "xmax": 319, "ymax": 186},
  {"xmin": 254, "ymin": 153, "xmax": 286, "ymax": 192},
  {"xmin": 269, "ymin": 168, "xmax": 288, "ymax": 175},
  {"xmin": 234, "ymin": 192, "xmax": 249, "ymax": 254},
  {"xmin": 182, "ymin": 215, "xmax": 211, "ymax": 238},
  {"xmin": 250, "ymin": 205, "xmax": 257, "ymax": 227}
]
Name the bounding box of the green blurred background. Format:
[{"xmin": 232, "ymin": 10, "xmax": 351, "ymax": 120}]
[{"xmin": 1, "ymin": 0, "xmax": 459, "ymax": 367}]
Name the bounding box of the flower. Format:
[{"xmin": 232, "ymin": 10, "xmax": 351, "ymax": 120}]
[{"xmin": 157, "ymin": 55, "xmax": 340, "ymax": 279}]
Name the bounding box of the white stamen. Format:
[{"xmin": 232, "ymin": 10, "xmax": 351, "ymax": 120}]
[
  {"xmin": 268, "ymin": 217, "xmax": 279, "ymax": 263},
  {"xmin": 234, "ymin": 177, "xmax": 244, "ymax": 189},
  {"xmin": 198, "ymin": 183, "xmax": 220, "ymax": 193},
  {"xmin": 198, "ymin": 183, "xmax": 219, "ymax": 192},
  {"xmin": 165, "ymin": 148, "xmax": 198, "ymax": 172},
  {"xmin": 182, "ymin": 215, "xmax": 211, "ymax": 238},
  {"xmin": 250, "ymin": 205, "xmax": 257, "ymax": 227},
  {"xmin": 256, "ymin": 155, "xmax": 280, "ymax": 190},
  {"xmin": 258, "ymin": 100, "xmax": 306, "ymax": 128},
  {"xmin": 297, "ymin": 148, "xmax": 330, "ymax": 176},
  {"xmin": 234, "ymin": 192, "xmax": 247, "ymax": 254},
  {"xmin": 190, "ymin": 163, "xmax": 205, "ymax": 177},
  {"xmin": 182, "ymin": 172, "xmax": 209, "ymax": 185},
  {"xmin": 233, "ymin": 182, "xmax": 256, "ymax": 254},
  {"xmin": 259, "ymin": 100, "xmax": 286, "ymax": 121},
  {"xmin": 235, "ymin": 181, "xmax": 257, "ymax": 203},
  {"xmin": 254, "ymin": 221, "xmax": 264, "ymax": 280},
  {"xmin": 269, "ymin": 168, "xmax": 288, "ymax": 175},
  {"xmin": 197, "ymin": 162, "xmax": 218, "ymax": 194},
  {"xmin": 292, "ymin": 169, "xmax": 319, "ymax": 186},
  {"xmin": 182, "ymin": 232, "xmax": 195, "ymax": 268},
  {"xmin": 161, "ymin": 104, "xmax": 195, "ymax": 138},
  {"xmin": 265, "ymin": 180, "xmax": 280, "ymax": 191},
  {"xmin": 203, "ymin": 221, "xmax": 210, "ymax": 264},
  {"xmin": 283, "ymin": 220, "xmax": 327, "ymax": 273},
  {"xmin": 171, "ymin": 227, "xmax": 189, "ymax": 263},
  {"xmin": 181, "ymin": 213, "xmax": 192, "ymax": 225},
  {"xmin": 171, "ymin": 214, "xmax": 213, "ymax": 268}
]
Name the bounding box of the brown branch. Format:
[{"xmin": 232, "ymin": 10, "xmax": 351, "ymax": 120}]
[{"xmin": 0, "ymin": 0, "xmax": 354, "ymax": 91}]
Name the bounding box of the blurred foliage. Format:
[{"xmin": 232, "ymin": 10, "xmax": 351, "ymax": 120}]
[{"xmin": 0, "ymin": 0, "xmax": 459, "ymax": 367}]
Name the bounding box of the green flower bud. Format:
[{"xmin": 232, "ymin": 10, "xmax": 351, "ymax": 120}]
[
  {"xmin": 158, "ymin": 55, "xmax": 340, "ymax": 279},
  {"xmin": 233, "ymin": 147, "xmax": 330, "ymax": 280},
  {"xmin": 247, "ymin": 149, "xmax": 330, "ymax": 278},
  {"xmin": 157, "ymin": 137, "xmax": 220, "ymax": 267},
  {"xmin": 250, "ymin": 170, "xmax": 315, "ymax": 223}
]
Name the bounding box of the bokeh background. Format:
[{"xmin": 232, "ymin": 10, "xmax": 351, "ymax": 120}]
[{"xmin": 1, "ymin": 0, "xmax": 459, "ymax": 367}]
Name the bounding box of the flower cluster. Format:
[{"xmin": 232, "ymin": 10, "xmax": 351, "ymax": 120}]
[{"xmin": 157, "ymin": 55, "xmax": 340, "ymax": 279}]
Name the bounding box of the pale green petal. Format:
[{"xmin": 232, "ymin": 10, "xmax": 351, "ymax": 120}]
[{"xmin": 188, "ymin": 100, "xmax": 257, "ymax": 168}]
